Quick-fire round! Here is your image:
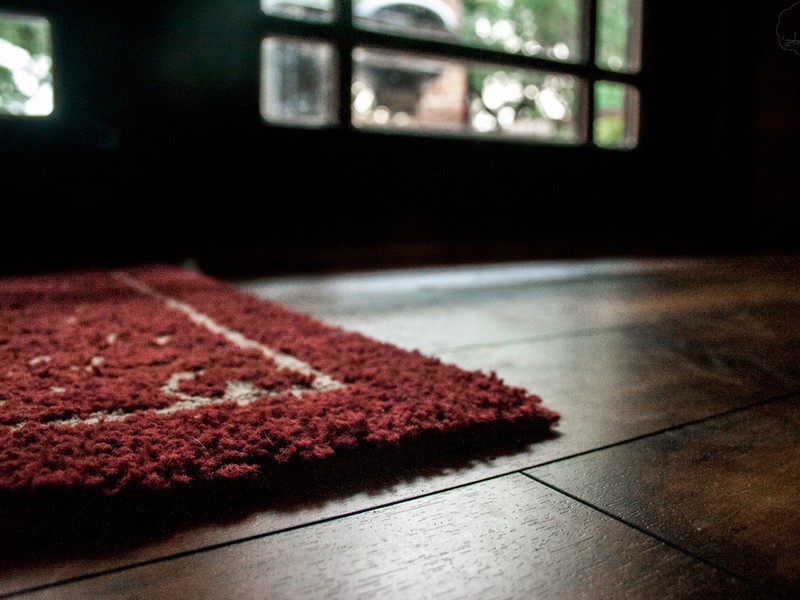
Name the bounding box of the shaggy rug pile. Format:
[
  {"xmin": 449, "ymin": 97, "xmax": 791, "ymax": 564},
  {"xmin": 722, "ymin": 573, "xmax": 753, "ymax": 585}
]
[{"xmin": 0, "ymin": 265, "xmax": 558, "ymax": 496}]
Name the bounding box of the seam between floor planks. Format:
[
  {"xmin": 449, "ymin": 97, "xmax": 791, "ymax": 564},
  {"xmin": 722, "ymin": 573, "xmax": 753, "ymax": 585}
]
[{"xmin": 521, "ymin": 472, "xmax": 778, "ymax": 597}]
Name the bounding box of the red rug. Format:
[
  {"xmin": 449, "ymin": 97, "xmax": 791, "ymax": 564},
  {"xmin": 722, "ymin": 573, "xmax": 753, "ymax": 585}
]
[{"xmin": 0, "ymin": 265, "xmax": 558, "ymax": 496}]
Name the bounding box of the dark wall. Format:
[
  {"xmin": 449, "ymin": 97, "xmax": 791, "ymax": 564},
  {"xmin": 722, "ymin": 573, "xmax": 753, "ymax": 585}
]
[
  {"xmin": 0, "ymin": 1, "xmax": 791, "ymax": 277},
  {"xmin": 753, "ymin": 0, "xmax": 800, "ymax": 245}
]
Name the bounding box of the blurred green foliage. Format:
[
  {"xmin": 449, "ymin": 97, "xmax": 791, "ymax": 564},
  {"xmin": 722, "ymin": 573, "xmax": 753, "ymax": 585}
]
[
  {"xmin": 462, "ymin": 0, "xmax": 580, "ymax": 58},
  {"xmin": 594, "ymin": 80, "xmax": 630, "ymax": 147}
]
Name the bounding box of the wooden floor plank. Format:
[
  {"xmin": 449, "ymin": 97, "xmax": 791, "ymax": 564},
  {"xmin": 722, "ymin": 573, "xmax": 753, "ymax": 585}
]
[
  {"xmin": 238, "ymin": 256, "xmax": 800, "ymax": 354},
  {"xmin": 529, "ymin": 396, "xmax": 800, "ymax": 598},
  {"xmin": 647, "ymin": 300, "xmax": 800, "ymax": 386},
  {"xmin": 12, "ymin": 474, "xmax": 764, "ymax": 600},
  {"xmin": 438, "ymin": 325, "xmax": 794, "ymax": 453}
]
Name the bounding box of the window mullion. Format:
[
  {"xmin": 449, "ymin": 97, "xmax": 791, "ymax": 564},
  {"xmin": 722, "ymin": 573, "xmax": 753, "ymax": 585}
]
[
  {"xmin": 585, "ymin": 0, "xmax": 598, "ymax": 144},
  {"xmin": 336, "ymin": 0, "xmax": 354, "ymax": 128}
]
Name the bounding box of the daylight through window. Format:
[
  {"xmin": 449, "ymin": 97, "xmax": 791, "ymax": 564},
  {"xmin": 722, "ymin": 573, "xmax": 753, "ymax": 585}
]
[
  {"xmin": 0, "ymin": 12, "xmax": 53, "ymax": 117},
  {"xmin": 260, "ymin": 0, "xmax": 641, "ymax": 148}
]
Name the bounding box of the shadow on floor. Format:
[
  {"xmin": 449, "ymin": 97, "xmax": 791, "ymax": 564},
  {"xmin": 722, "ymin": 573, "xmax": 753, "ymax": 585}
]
[{"xmin": 0, "ymin": 421, "xmax": 560, "ymax": 569}]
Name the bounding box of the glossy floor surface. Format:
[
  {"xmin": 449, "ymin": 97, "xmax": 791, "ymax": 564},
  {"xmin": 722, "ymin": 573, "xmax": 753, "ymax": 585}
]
[{"xmin": 3, "ymin": 255, "xmax": 799, "ymax": 599}]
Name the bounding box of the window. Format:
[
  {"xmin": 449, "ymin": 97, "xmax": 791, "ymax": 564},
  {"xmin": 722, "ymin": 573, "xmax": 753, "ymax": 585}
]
[
  {"xmin": 0, "ymin": 11, "xmax": 53, "ymax": 117},
  {"xmin": 259, "ymin": 0, "xmax": 641, "ymax": 148}
]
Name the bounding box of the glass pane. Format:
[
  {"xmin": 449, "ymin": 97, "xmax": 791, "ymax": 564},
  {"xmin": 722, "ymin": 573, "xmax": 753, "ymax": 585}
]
[
  {"xmin": 261, "ymin": 37, "xmax": 338, "ymax": 127},
  {"xmin": 353, "ymin": 47, "xmax": 582, "ymax": 143},
  {"xmin": 596, "ymin": 0, "xmax": 641, "ymax": 73},
  {"xmin": 354, "ymin": 0, "xmax": 582, "ymax": 63},
  {"xmin": 0, "ymin": 12, "xmax": 53, "ymax": 117},
  {"xmin": 261, "ymin": 0, "xmax": 335, "ymax": 22},
  {"xmin": 352, "ymin": 48, "xmax": 466, "ymax": 131},
  {"xmin": 593, "ymin": 80, "xmax": 638, "ymax": 148}
]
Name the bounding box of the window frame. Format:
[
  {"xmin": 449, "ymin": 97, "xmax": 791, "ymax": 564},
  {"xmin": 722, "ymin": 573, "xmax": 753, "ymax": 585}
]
[{"xmin": 259, "ymin": 0, "xmax": 643, "ymax": 149}]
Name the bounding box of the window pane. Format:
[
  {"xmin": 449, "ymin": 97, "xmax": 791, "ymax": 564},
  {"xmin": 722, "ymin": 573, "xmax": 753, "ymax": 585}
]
[
  {"xmin": 353, "ymin": 47, "xmax": 582, "ymax": 143},
  {"xmin": 261, "ymin": 37, "xmax": 338, "ymax": 127},
  {"xmin": 355, "ymin": 0, "xmax": 582, "ymax": 63},
  {"xmin": 596, "ymin": 0, "xmax": 641, "ymax": 73},
  {"xmin": 352, "ymin": 48, "xmax": 466, "ymax": 131},
  {"xmin": 0, "ymin": 12, "xmax": 53, "ymax": 117},
  {"xmin": 469, "ymin": 67, "xmax": 580, "ymax": 141},
  {"xmin": 593, "ymin": 80, "xmax": 638, "ymax": 148},
  {"xmin": 261, "ymin": 0, "xmax": 335, "ymax": 22}
]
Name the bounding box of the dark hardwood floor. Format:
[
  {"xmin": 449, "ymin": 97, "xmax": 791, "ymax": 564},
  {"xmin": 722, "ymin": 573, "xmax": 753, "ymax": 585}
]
[{"xmin": 2, "ymin": 255, "xmax": 798, "ymax": 599}]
